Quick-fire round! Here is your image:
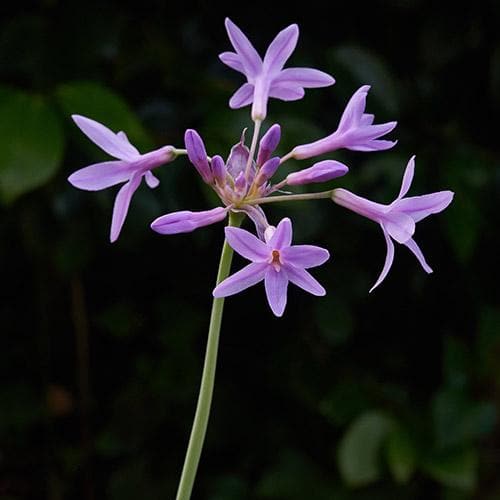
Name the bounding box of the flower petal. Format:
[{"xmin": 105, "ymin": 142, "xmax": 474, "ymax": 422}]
[
  {"xmin": 72, "ymin": 115, "xmax": 140, "ymax": 161},
  {"xmin": 393, "ymin": 191, "xmax": 454, "ymax": 222},
  {"xmin": 272, "ymin": 67, "xmax": 335, "ymax": 87},
  {"xmin": 145, "ymin": 171, "xmax": 160, "ymax": 188},
  {"xmin": 257, "ymin": 124, "xmax": 281, "ymax": 166},
  {"xmin": 68, "ymin": 161, "xmax": 132, "ymax": 191},
  {"xmin": 404, "ymin": 237, "xmax": 433, "ymax": 274},
  {"xmin": 281, "ymin": 245, "xmax": 330, "ymax": 268},
  {"xmin": 264, "ymin": 267, "xmax": 289, "ymax": 317},
  {"xmin": 263, "ymin": 24, "xmax": 299, "ymax": 74},
  {"xmin": 285, "ymin": 265, "xmax": 326, "ymax": 296},
  {"xmin": 331, "ymin": 188, "xmax": 386, "ymax": 221},
  {"xmin": 110, "ymin": 173, "xmax": 142, "ymax": 242},
  {"xmin": 286, "ymin": 160, "xmax": 348, "ymax": 185},
  {"xmin": 229, "ymin": 83, "xmax": 255, "ymax": 108},
  {"xmin": 219, "ymin": 51, "xmax": 245, "ymax": 74},
  {"xmin": 383, "ymin": 211, "xmax": 415, "ymax": 243},
  {"xmin": 398, "ymin": 156, "xmax": 415, "ymax": 199},
  {"xmin": 350, "ymin": 139, "xmax": 397, "ymax": 152},
  {"xmin": 267, "ymin": 217, "xmax": 293, "ymax": 249},
  {"xmin": 213, "ymin": 262, "xmax": 267, "ymax": 298},
  {"xmin": 185, "ymin": 129, "xmax": 212, "ymax": 183},
  {"xmin": 224, "ymin": 226, "xmax": 270, "ymax": 262},
  {"xmin": 268, "ymin": 82, "xmax": 305, "ymax": 101},
  {"xmin": 224, "ymin": 18, "xmax": 262, "ymax": 77},
  {"xmin": 338, "ymin": 85, "xmax": 370, "ymax": 132},
  {"xmin": 369, "ymin": 226, "xmax": 395, "ymax": 293}
]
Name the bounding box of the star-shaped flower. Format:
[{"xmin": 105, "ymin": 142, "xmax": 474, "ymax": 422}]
[
  {"xmin": 68, "ymin": 115, "xmax": 175, "ymax": 242},
  {"xmin": 292, "ymin": 85, "xmax": 397, "ymax": 159},
  {"xmin": 220, "ymin": 18, "xmax": 335, "ymax": 120},
  {"xmin": 213, "ymin": 218, "xmax": 330, "ymax": 316},
  {"xmin": 331, "ymin": 156, "xmax": 454, "ymax": 291}
]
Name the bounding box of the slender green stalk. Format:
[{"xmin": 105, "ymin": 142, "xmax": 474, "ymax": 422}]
[
  {"xmin": 175, "ymin": 212, "xmax": 243, "ymax": 500},
  {"xmin": 248, "ymin": 189, "xmax": 334, "ymax": 205},
  {"xmin": 245, "ymin": 118, "xmax": 262, "ymax": 181}
]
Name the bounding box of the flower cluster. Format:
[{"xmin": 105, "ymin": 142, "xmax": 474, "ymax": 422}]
[{"xmin": 68, "ymin": 18, "xmax": 453, "ymax": 315}]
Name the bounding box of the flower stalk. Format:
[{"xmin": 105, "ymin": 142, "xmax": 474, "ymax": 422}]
[{"xmin": 175, "ymin": 211, "xmax": 243, "ymax": 500}]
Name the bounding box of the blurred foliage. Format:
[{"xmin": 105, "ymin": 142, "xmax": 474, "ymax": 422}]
[{"xmin": 0, "ymin": 1, "xmax": 499, "ymax": 499}]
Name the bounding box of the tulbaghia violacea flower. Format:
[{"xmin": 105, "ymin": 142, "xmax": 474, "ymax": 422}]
[
  {"xmin": 220, "ymin": 18, "xmax": 335, "ymax": 120},
  {"xmin": 213, "ymin": 218, "xmax": 330, "ymax": 317},
  {"xmin": 331, "ymin": 156, "xmax": 454, "ymax": 292},
  {"xmin": 292, "ymin": 85, "xmax": 397, "ymax": 159},
  {"xmin": 286, "ymin": 160, "xmax": 348, "ymax": 185},
  {"xmin": 68, "ymin": 115, "xmax": 176, "ymax": 242}
]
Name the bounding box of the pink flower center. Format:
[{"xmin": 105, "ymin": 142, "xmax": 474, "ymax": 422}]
[{"xmin": 270, "ymin": 249, "xmax": 282, "ymax": 271}]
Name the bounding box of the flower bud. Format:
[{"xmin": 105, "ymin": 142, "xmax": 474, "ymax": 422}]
[
  {"xmin": 254, "ymin": 157, "xmax": 281, "ymax": 186},
  {"xmin": 151, "ymin": 207, "xmax": 228, "ymax": 235},
  {"xmin": 211, "ymin": 155, "xmax": 227, "ymax": 186},
  {"xmin": 257, "ymin": 124, "xmax": 281, "ymax": 166},
  {"xmin": 286, "ymin": 160, "xmax": 348, "ymax": 185},
  {"xmin": 185, "ymin": 129, "xmax": 213, "ymax": 183}
]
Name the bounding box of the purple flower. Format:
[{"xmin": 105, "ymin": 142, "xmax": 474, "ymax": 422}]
[
  {"xmin": 68, "ymin": 115, "xmax": 176, "ymax": 242},
  {"xmin": 331, "ymin": 156, "xmax": 454, "ymax": 292},
  {"xmin": 220, "ymin": 18, "xmax": 335, "ymax": 120},
  {"xmin": 292, "ymin": 86, "xmax": 397, "ymax": 159},
  {"xmin": 213, "ymin": 218, "xmax": 330, "ymax": 317}
]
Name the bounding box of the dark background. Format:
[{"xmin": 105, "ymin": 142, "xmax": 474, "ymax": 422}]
[{"xmin": 1, "ymin": 1, "xmax": 499, "ymax": 499}]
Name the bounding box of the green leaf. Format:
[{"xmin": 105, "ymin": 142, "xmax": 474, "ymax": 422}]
[
  {"xmin": 423, "ymin": 448, "xmax": 477, "ymax": 491},
  {"xmin": 0, "ymin": 87, "xmax": 64, "ymax": 203},
  {"xmin": 337, "ymin": 410, "xmax": 394, "ymax": 487},
  {"xmin": 55, "ymin": 81, "xmax": 152, "ymax": 151},
  {"xmin": 385, "ymin": 426, "xmax": 416, "ymax": 484}
]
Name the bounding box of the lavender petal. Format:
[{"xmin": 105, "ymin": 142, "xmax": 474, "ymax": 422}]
[
  {"xmin": 151, "ymin": 207, "xmax": 227, "ymax": 235},
  {"xmin": 285, "ymin": 265, "xmax": 326, "ymax": 296},
  {"xmin": 392, "ymin": 191, "xmax": 454, "ymax": 223},
  {"xmin": 224, "ymin": 226, "xmax": 270, "ymax": 262},
  {"xmin": 286, "ymin": 160, "xmax": 348, "ymax": 185},
  {"xmin": 257, "ymin": 124, "xmax": 281, "ymax": 166},
  {"xmin": 263, "ymin": 24, "xmax": 299, "ymax": 74},
  {"xmin": 229, "ymin": 83, "xmax": 255, "ymax": 109},
  {"xmin": 213, "ymin": 262, "xmax": 268, "ymax": 298},
  {"xmin": 268, "ymin": 83, "xmax": 305, "ymax": 101},
  {"xmin": 184, "ymin": 129, "xmax": 213, "ymax": 183},
  {"xmin": 110, "ymin": 173, "xmax": 142, "ymax": 243},
  {"xmin": 264, "ymin": 267, "xmax": 289, "ymax": 317},
  {"xmin": 281, "ymin": 245, "xmax": 330, "ymax": 268},
  {"xmin": 72, "ymin": 115, "xmax": 140, "ymax": 161},
  {"xmin": 404, "ymin": 237, "xmax": 433, "ymax": 274},
  {"xmin": 219, "ymin": 51, "xmax": 245, "ymax": 74},
  {"xmin": 273, "ymin": 67, "xmax": 335, "ymax": 87},
  {"xmin": 224, "ymin": 18, "xmax": 262, "ymax": 77},
  {"xmin": 68, "ymin": 161, "xmax": 132, "ymax": 191},
  {"xmin": 397, "ymin": 156, "xmax": 416, "ymax": 199},
  {"xmin": 369, "ymin": 226, "xmax": 395, "ymax": 293},
  {"xmin": 267, "ymin": 217, "xmax": 293, "ymax": 249}
]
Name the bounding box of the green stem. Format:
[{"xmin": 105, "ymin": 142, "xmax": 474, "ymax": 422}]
[
  {"xmin": 175, "ymin": 212, "xmax": 243, "ymax": 500},
  {"xmin": 248, "ymin": 189, "xmax": 334, "ymax": 206},
  {"xmin": 245, "ymin": 118, "xmax": 262, "ymax": 182}
]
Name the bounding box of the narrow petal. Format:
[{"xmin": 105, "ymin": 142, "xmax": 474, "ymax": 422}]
[
  {"xmin": 110, "ymin": 173, "xmax": 142, "ymax": 242},
  {"xmin": 224, "ymin": 18, "xmax": 262, "ymax": 77},
  {"xmin": 345, "ymin": 121, "xmax": 397, "ymax": 143},
  {"xmin": 145, "ymin": 171, "xmax": 160, "ymax": 188},
  {"xmin": 404, "ymin": 237, "xmax": 433, "ymax": 274},
  {"xmin": 219, "ymin": 51, "xmax": 245, "ymax": 74},
  {"xmin": 285, "ymin": 265, "xmax": 326, "ymax": 296},
  {"xmin": 72, "ymin": 115, "xmax": 140, "ymax": 161},
  {"xmin": 224, "ymin": 226, "xmax": 270, "ymax": 262},
  {"xmin": 398, "ymin": 156, "xmax": 415, "ymax": 199},
  {"xmin": 268, "ymin": 83, "xmax": 305, "ymax": 101},
  {"xmin": 151, "ymin": 207, "xmax": 227, "ymax": 235},
  {"xmin": 268, "ymin": 217, "xmax": 293, "ymax": 249},
  {"xmin": 369, "ymin": 227, "xmax": 395, "ymax": 293},
  {"xmin": 272, "ymin": 67, "xmax": 335, "ymax": 87},
  {"xmin": 337, "ymin": 86, "xmax": 370, "ymax": 132},
  {"xmin": 393, "ymin": 191, "xmax": 454, "ymax": 222},
  {"xmin": 383, "ymin": 211, "xmax": 415, "ymax": 243},
  {"xmin": 264, "ymin": 267, "xmax": 289, "ymax": 317},
  {"xmin": 213, "ymin": 262, "xmax": 267, "ymax": 297},
  {"xmin": 350, "ymin": 139, "xmax": 397, "ymax": 152},
  {"xmin": 184, "ymin": 129, "xmax": 212, "ymax": 183},
  {"xmin": 263, "ymin": 24, "xmax": 299, "ymax": 74},
  {"xmin": 229, "ymin": 83, "xmax": 255, "ymax": 108},
  {"xmin": 281, "ymin": 245, "xmax": 330, "ymax": 268},
  {"xmin": 254, "ymin": 157, "xmax": 281, "ymax": 186},
  {"xmin": 68, "ymin": 161, "xmax": 132, "ymax": 191}
]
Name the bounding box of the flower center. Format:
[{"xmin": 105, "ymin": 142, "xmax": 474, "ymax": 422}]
[{"xmin": 270, "ymin": 249, "xmax": 281, "ymax": 271}]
